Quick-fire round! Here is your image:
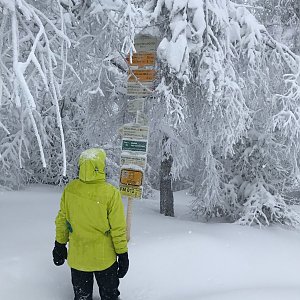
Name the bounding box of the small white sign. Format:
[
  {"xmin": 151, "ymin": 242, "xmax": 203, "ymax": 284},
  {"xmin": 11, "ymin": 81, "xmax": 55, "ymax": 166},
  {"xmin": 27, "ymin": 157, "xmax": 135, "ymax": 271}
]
[
  {"xmin": 134, "ymin": 35, "xmax": 157, "ymax": 52},
  {"xmin": 128, "ymin": 98, "xmax": 145, "ymax": 113},
  {"xmin": 123, "ymin": 124, "xmax": 149, "ymax": 140},
  {"xmin": 120, "ymin": 154, "xmax": 147, "ymax": 169},
  {"xmin": 127, "ymin": 81, "xmax": 154, "ymax": 96}
]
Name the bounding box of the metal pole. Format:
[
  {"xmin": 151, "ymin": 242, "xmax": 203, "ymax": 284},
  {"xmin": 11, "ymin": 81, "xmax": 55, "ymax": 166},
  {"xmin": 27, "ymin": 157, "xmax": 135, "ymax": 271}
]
[{"xmin": 126, "ymin": 197, "xmax": 133, "ymax": 242}]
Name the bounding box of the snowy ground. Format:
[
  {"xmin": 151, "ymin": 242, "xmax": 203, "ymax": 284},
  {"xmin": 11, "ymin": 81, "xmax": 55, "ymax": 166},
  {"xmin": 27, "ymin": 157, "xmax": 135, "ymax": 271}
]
[{"xmin": 1, "ymin": 185, "xmax": 300, "ymax": 300}]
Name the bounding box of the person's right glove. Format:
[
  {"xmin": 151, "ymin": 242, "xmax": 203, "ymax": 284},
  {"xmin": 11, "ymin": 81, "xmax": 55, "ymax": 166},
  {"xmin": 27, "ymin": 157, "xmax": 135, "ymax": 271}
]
[
  {"xmin": 52, "ymin": 241, "xmax": 67, "ymax": 266},
  {"xmin": 117, "ymin": 252, "xmax": 129, "ymax": 278}
]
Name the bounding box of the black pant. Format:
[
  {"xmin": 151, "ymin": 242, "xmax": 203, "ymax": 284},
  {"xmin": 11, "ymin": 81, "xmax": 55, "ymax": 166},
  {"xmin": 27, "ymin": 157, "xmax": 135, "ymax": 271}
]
[{"xmin": 71, "ymin": 262, "xmax": 120, "ymax": 300}]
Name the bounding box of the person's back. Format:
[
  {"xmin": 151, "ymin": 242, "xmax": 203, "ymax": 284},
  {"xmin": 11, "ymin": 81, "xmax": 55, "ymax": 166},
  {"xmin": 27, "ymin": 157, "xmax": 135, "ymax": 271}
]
[{"xmin": 53, "ymin": 148, "xmax": 129, "ymax": 300}]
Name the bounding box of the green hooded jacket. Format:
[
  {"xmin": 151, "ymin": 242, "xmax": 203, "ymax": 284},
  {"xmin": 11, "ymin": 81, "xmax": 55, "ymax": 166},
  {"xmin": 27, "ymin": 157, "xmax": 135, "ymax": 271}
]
[{"xmin": 55, "ymin": 148, "xmax": 128, "ymax": 271}]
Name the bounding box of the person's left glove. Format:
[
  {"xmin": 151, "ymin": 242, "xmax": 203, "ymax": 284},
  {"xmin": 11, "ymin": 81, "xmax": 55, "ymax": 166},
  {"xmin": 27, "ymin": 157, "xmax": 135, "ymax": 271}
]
[
  {"xmin": 117, "ymin": 252, "xmax": 129, "ymax": 278},
  {"xmin": 52, "ymin": 241, "xmax": 67, "ymax": 266}
]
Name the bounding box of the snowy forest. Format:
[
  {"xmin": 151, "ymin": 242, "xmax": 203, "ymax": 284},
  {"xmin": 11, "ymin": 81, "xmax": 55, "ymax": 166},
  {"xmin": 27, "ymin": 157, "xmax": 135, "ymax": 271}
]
[{"xmin": 1, "ymin": 0, "xmax": 300, "ymax": 227}]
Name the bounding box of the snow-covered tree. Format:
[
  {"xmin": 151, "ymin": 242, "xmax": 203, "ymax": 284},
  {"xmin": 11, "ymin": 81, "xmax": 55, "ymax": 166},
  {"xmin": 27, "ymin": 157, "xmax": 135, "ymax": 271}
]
[
  {"xmin": 140, "ymin": 0, "xmax": 300, "ymax": 225},
  {"xmin": 244, "ymin": 0, "xmax": 300, "ymax": 54},
  {"xmin": 1, "ymin": 0, "xmax": 299, "ymax": 227},
  {"xmin": 0, "ymin": 0, "xmax": 139, "ymax": 187},
  {"xmin": 0, "ymin": 0, "xmax": 71, "ymax": 188}
]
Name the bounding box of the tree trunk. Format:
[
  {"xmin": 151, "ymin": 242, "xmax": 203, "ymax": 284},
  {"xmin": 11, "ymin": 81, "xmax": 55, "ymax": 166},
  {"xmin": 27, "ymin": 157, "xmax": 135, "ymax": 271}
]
[{"xmin": 160, "ymin": 136, "xmax": 174, "ymax": 217}]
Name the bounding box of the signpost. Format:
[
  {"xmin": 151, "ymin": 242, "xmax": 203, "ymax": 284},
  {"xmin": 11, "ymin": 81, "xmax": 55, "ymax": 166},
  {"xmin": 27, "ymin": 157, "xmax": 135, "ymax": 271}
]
[{"xmin": 121, "ymin": 34, "xmax": 157, "ymax": 241}]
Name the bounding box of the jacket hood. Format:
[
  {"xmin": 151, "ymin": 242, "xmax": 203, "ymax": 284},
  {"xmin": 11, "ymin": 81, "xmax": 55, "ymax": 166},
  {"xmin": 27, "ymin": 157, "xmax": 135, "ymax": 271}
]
[{"xmin": 78, "ymin": 148, "xmax": 106, "ymax": 182}]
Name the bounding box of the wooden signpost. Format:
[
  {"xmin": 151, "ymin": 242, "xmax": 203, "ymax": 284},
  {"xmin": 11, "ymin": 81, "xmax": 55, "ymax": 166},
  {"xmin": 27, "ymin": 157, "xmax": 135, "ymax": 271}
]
[{"xmin": 120, "ymin": 34, "xmax": 157, "ymax": 241}]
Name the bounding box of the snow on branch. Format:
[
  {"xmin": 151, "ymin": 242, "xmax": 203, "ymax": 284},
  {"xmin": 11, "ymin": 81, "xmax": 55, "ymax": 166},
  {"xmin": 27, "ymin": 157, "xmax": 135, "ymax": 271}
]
[
  {"xmin": 0, "ymin": 121, "xmax": 10, "ymax": 135},
  {"xmin": 0, "ymin": 0, "xmax": 71, "ymax": 176},
  {"xmin": 238, "ymin": 182, "xmax": 300, "ymax": 227},
  {"xmin": 156, "ymin": 77, "xmax": 186, "ymax": 129},
  {"xmin": 149, "ymin": 0, "xmax": 300, "ymax": 225}
]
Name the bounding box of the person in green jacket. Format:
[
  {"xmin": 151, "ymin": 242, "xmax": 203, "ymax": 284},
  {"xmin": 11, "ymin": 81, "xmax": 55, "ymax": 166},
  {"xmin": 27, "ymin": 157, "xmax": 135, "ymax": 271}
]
[{"xmin": 52, "ymin": 148, "xmax": 129, "ymax": 300}]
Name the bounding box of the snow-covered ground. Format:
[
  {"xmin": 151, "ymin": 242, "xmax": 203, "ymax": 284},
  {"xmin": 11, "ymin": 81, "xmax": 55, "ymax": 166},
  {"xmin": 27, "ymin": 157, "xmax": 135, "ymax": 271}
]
[{"xmin": 1, "ymin": 185, "xmax": 300, "ymax": 300}]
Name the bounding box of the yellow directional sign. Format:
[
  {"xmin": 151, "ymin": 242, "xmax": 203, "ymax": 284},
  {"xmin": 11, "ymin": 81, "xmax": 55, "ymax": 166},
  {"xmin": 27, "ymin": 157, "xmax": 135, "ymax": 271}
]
[
  {"xmin": 120, "ymin": 184, "xmax": 142, "ymax": 199},
  {"xmin": 127, "ymin": 53, "xmax": 156, "ymax": 67},
  {"xmin": 120, "ymin": 169, "xmax": 143, "ymax": 186},
  {"xmin": 128, "ymin": 69, "xmax": 156, "ymax": 82}
]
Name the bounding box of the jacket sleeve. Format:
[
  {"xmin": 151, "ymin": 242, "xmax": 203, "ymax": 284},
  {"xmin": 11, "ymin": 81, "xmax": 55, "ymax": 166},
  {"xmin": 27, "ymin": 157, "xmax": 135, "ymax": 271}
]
[
  {"xmin": 108, "ymin": 188, "xmax": 128, "ymax": 254},
  {"xmin": 55, "ymin": 190, "xmax": 69, "ymax": 244}
]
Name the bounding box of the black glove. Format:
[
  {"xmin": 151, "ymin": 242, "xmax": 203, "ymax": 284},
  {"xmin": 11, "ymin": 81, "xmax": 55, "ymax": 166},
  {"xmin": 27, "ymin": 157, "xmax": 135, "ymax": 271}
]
[
  {"xmin": 117, "ymin": 252, "xmax": 129, "ymax": 278},
  {"xmin": 52, "ymin": 241, "xmax": 67, "ymax": 266}
]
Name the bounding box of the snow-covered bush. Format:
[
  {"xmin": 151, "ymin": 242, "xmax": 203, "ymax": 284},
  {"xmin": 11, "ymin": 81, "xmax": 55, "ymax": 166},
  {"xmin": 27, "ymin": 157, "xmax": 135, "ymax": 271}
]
[{"xmin": 218, "ymin": 129, "xmax": 299, "ymax": 226}]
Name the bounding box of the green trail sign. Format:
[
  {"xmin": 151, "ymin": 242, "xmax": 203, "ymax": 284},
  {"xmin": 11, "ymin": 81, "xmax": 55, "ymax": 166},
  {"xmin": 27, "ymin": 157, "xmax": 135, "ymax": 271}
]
[{"xmin": 122, "ymin": 139, "xmax": 147, "ymax": 153}]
